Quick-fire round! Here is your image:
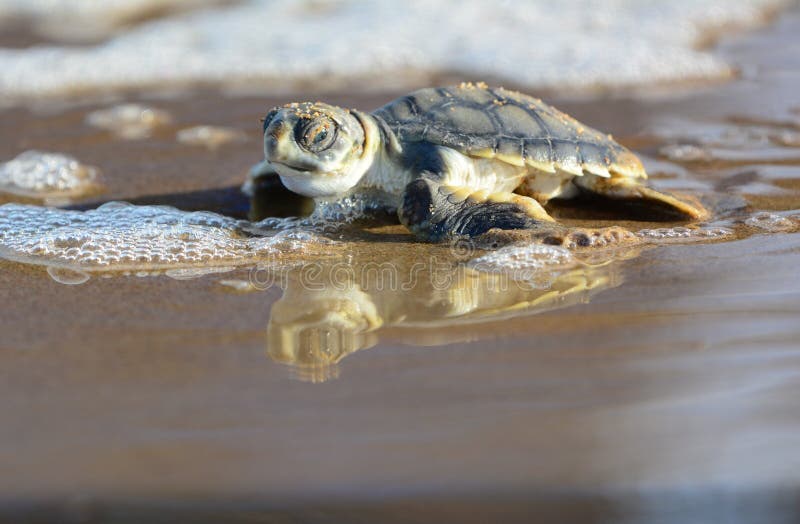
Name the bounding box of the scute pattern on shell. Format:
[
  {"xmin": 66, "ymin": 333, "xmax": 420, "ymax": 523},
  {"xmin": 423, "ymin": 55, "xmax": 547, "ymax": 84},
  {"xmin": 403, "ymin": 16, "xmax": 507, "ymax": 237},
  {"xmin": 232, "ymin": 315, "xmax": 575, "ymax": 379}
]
[{"xmin": 373, "ymin": 84, "xmax": 645, "ymax": 179}]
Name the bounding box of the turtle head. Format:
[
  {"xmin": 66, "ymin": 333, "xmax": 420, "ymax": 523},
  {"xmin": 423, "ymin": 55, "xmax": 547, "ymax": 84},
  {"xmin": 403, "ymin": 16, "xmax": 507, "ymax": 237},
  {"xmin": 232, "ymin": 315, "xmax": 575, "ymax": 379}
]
[{"xmin": 262, "ymin": 102, "xmax": 378, "ymax": 198}]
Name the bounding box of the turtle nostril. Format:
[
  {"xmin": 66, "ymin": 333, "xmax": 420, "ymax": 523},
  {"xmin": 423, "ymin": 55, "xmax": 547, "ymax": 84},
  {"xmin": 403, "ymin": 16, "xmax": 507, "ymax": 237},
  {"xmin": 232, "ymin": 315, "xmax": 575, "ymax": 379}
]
[
  {"xmin": 265, "ymin": 118, "xmax": 288, "ymax": 140},
  {"xmin": 264, "ymin": 135, "xmax": 278, "ymax": 159}
]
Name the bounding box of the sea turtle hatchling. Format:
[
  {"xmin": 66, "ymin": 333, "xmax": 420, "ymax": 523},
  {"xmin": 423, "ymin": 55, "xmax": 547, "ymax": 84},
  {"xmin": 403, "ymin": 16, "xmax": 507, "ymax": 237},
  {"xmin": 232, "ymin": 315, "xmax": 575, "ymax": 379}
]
[{"xmin": 251, "ymin": 83, "xmax": 706, "ymax": 242}]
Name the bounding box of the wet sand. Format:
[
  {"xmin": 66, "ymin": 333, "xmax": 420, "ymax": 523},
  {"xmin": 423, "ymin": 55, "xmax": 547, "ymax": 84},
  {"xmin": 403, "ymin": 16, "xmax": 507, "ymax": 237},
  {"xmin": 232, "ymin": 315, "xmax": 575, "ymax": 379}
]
[{"xmin": 1, "ymin": 8, "xmax": 800, "ymax": 524}]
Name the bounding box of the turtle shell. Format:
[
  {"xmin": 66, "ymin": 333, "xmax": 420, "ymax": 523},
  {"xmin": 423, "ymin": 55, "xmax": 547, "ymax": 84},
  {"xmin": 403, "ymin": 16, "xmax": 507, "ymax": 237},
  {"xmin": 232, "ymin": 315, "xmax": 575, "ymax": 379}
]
[{"xmin": 373, "ymin": 83, "xmax": 645, "ymax": 179}]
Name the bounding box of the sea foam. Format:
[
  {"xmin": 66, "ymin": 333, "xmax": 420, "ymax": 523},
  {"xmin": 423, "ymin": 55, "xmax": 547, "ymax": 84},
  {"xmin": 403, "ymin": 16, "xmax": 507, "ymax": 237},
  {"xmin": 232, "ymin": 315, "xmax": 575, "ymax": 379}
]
[
  {"xmin": 0, "ymin": 150, "xmax": 99, "ymax": 202},
  {"xmin": 85, "ymin": 103, "xmax": 172, "ymax": 139},
  {"xmin": 636, "ymin": 226, "xmax": 735, "ymax": 243},
  {"xmin": 0, "ymin": 202, "xmax": 329, "ymax": 274},
  {"xmin": 176, "ymin": 125, "xmax": 248, "ymax": 149},
  {"xmin": 468, "ymin": 244, "xmax": 576, "ymax": 276},
  {"xmin": 0, "ymin": 0, "xmax": 788, "ymax": 98},
  {"xmin": 744, "ymin": 211, "xmax": 800, "ymax": 232}
]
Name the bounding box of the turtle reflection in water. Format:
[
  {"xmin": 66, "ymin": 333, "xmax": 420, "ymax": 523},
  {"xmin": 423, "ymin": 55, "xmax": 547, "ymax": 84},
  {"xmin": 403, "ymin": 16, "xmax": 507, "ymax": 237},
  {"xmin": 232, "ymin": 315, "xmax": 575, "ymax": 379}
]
[
  {"xmin": 249, "ymin": 83, "xmax": 706, "ymax": 245},
  {"xmin": 264, "ymin": 249, "xmax": 625, "ymax": 382}
]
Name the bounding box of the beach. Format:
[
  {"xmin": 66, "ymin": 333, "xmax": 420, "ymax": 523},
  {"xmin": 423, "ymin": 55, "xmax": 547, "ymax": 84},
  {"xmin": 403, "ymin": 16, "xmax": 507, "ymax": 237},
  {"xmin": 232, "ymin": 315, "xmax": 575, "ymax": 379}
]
[{"xmin": 1, "ymin": 2, "xmax": 800, "ymax": 522}]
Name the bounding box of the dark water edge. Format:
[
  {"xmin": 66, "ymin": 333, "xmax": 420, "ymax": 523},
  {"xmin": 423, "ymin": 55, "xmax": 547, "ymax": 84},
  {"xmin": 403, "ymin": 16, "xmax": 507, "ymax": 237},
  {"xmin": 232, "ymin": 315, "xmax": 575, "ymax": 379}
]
[{"xmin": 3, "ymin": 488, "xmax": 800, "ymax": 524}]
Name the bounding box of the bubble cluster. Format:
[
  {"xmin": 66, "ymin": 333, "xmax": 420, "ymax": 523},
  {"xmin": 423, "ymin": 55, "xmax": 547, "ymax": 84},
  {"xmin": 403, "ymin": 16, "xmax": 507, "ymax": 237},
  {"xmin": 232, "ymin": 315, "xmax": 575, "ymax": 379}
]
[
  {"xmin": 85, "ymin": 104, "xmax": 172, "ymax": 139},
  {"xmin": 770, "ymin": 130, "xmax": 800, "ymax": 147},
  {"xmin": 311, "ymin": 195, "xmax": 396, "ymax": 225},
  {"xmin": 744, "ymin": 212, "xmax": 798, "ymax": 232},
  {"xmin": 0, "ymin": 150, "xmax": 99, "ymax": 200},
  {"xmin": 313, "ymin": 196, "xmax": 371, "ymax": 222},
  {"xmin": 0, "ymin": 202, "xmax": 328, "ymax": 273},
  {"xmin": 252, "ymin": 216, "xmax": 343, "ymax": 237},
  {"xmin": 176, "ymin": 125, "xmax": 248, "ymax": 149},
  {"xmin": 467, "ymin": 244, "xmax": 576, "ymax": 278},
  {"xmin": 659, "ymin": 144, "xmax": 713, "ymax": 163},
  {"xmin": 636, "ymin": 226, "xmax": 734, "ymax": 243},
  {"xmin": 564, "ymin": 227, "xmax": 638, "ymax": 249}
]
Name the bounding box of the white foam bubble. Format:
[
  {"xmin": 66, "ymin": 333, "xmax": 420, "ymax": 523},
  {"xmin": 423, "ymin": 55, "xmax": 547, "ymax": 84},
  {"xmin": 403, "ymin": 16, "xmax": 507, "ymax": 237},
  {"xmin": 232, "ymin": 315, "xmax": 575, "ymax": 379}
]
[
  {"xmin": 312, "ymin": 195, "xmax": 379, "ymax": 223},
  {"xmin": 176, "ymin": 125, "xmax": 248, "ymax": 149},
  {"xmin": 0, "ymin": 201, "xmax": 330, "ymax": 274},
  {"xmin": 744, "ymin": 211, "xmax": 798, "ymax": 232},
  {"xmin": 659, "ymin": 144, "xmax": 714, "ymax": 163},
  {"xmin": 85, "ymin": 104, "xmax": 172, "ymax": 139},
  {"xmin": 249, "ymin": 216, "xmax": 346, "ymax": 239},
  {"xmin": 467, "ymin": 244, "xmax": 576, "ymax": 279},
  {"xmin": 46, "ymin": 266, "xmax": 90, "ymax": 285},
  {"xmin": 636, "ymin": 226, "xmax": 735, "ymax": 243},
  {"xmin": 770, "ymin": 131, "xmax": 800, "ymax": 147},
  {"xmin": 0, "ymin": 0, "xmax": 788, "ymax": 98},
  {"xmin": 0, "ymin": 150, "xmax": 99, "ymax": 201},
  {"xmin": 218, "ymin": 278, "xmax": 258, "ymax": 292}
]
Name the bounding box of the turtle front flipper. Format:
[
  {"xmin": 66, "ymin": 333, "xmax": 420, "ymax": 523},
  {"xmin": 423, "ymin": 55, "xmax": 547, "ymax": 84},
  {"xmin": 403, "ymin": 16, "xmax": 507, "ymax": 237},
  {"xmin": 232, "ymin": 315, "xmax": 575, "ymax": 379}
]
[
  {"xmin": 399, "ymin": 176, "xmax": 557, "ymax": 242},
  {"xmin": 244, "ymin": 160, "xmax": 315, "ymax": 220},
  {"xmin": 574, "ymin": 174, "xmax": 708, "ymax": 220}
]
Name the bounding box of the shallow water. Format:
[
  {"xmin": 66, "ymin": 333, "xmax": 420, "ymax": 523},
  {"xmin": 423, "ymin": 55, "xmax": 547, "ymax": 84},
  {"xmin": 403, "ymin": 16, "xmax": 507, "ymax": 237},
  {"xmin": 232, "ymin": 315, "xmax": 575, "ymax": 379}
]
[{"xmin": 1, "ymin": 7, "xmax": 800, "ymax": 524}]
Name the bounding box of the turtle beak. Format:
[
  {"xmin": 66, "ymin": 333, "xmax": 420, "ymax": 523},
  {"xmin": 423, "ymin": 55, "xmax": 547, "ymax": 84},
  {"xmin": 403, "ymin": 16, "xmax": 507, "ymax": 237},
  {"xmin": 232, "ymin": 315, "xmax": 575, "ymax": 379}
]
[{"xmin": 271, "ymin": 160, "xmax": 315, "ymax": 173}]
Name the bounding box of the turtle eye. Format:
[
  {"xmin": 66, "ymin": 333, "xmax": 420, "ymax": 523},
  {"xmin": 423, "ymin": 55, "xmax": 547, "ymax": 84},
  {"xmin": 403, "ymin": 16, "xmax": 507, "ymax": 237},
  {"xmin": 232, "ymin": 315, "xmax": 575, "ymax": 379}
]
[
  {"xmin": 296, "ymin": 116, "xmax": 337, "ymax": 153},
  {"xmin": 262, "ymin": 108, "xmax": 279, "ymax": 134}
]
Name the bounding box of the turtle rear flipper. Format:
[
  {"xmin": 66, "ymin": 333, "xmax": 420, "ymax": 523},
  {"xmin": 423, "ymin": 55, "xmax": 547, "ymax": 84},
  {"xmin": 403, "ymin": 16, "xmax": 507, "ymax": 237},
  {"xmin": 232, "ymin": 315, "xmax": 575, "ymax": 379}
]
[{"xmin": 573, "ymin": 174, "xmax": 708, "ymax": 220}]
